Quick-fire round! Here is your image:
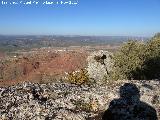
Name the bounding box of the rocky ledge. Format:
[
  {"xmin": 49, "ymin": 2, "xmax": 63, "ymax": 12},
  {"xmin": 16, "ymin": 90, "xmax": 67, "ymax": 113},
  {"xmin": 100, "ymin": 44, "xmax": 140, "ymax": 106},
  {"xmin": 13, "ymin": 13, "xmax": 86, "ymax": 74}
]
[{"xmin": 0, "ymin": 80, "xmax": 160, "ymax": 120}]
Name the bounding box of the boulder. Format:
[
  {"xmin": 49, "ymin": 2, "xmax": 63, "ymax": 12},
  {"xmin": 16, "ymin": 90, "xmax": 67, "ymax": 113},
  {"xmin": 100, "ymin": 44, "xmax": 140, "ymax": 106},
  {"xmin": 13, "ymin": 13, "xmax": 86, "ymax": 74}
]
[{"xmin": 87, "ymin": 50, "xmax": 114, "ymax": 84}]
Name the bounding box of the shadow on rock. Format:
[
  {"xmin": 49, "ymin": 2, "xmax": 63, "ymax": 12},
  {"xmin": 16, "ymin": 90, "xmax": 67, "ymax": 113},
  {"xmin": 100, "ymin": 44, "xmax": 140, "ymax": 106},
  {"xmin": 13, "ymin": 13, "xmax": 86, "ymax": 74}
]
[{"xmin": 102, "ymin": 83, "xmax": 158, "ymax": 120}]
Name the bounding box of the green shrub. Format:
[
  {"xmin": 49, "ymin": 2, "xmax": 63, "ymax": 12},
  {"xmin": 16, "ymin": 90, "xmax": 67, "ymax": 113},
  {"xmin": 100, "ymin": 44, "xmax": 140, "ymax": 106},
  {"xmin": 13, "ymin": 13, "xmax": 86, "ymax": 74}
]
[
  {"xmin": 111, "ymin": 33, "xmax": 160, "ymax": 80},
  {"xmin": 71, "ymin": 99, "xmax": 92, "ymax": 112},
  {"xmin": 112, "ymin": 40, "xmax": 146, "ymax": 80},
  {"xmin": 67, "ymin": 69, "xmax": 89, "ymax": 85},
  {"xmin": 153, "ymin": 32, "xmax": 160, "ymax": 39},
  {"xmin": 143, "ymin": 35, "xmax": 160, "ymax": 79}
]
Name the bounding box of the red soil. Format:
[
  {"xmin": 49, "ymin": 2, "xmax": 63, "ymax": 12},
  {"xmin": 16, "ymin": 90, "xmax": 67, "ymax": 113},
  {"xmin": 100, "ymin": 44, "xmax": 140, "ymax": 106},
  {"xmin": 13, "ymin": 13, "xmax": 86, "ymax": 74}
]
[
  {"xmin": 0, "ymin": 52, "xmax": 5, "ymax": 58},
  {"xmin": 0, "ymin": 51, "xmax": 88, "ymax": 86}
]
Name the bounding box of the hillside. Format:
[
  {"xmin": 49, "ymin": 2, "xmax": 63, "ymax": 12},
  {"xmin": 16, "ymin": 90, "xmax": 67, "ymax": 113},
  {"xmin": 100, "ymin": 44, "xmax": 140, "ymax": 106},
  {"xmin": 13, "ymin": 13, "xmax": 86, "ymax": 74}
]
[
  {"xmin": 0, "ymin": 49, "xmax": 88, "ymax": 86},
  {"xmin": 0, "ymin": 49, "xmax": 159, "ymax": 120},
  {"xmin": 0, "ymin": 36, "xmax": 160, "ymax": 119}
]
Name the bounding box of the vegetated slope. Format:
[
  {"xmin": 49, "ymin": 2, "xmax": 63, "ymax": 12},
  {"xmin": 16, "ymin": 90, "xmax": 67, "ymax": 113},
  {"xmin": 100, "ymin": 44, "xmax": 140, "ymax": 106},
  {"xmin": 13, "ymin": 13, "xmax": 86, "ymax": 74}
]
[{"xmin": 0, "ymin": 50, "xmax": 88, "ymax": 86}]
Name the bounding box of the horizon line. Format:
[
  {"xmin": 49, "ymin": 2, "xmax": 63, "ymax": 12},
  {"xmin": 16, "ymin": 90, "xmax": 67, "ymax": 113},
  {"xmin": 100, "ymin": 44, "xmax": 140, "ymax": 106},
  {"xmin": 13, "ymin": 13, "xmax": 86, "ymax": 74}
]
[{"xmin": 0, "ymin": 34, "xmax": 152, "ymax": 38}]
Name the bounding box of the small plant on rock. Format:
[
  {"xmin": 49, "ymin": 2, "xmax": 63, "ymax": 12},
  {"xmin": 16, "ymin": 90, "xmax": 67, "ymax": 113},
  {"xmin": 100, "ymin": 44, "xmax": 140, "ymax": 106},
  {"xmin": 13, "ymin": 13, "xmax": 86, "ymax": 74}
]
[{"xmin": 67, "ymin": 69, "xmax": 89, "ymax": 85}]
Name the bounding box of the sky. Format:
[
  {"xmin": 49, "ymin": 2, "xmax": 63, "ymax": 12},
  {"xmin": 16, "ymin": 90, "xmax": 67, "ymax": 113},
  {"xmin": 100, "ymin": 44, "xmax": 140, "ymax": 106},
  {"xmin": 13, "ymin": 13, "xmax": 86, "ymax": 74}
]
[{"xmin": 0, "ymin": 0, "xmax": 160, "ymax": 36}]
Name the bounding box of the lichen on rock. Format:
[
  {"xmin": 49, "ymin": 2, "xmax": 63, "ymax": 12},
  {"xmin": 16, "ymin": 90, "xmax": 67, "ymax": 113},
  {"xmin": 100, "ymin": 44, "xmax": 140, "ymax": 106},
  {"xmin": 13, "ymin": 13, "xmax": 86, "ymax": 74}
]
[{"xmin": 87, "ymin": 50, "xmax": 114, "ymax": 84}]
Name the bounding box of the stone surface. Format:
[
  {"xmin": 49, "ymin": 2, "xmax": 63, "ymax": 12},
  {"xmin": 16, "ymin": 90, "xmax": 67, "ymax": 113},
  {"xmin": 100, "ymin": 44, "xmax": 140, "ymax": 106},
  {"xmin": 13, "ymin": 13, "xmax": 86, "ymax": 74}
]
[
  {"xmin": 0, "ymin": 80, "xmax": 159, "ymax": 120},
  {"xmin": 87, "ymin": 50, "xmax": 114, "ymax": 84}
]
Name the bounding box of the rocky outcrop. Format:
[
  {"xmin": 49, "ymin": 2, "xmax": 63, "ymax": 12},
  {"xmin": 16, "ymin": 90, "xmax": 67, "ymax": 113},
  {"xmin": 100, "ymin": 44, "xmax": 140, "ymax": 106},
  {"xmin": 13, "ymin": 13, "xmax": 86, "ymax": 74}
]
[
  {"xmin": 87, "ymin": 50, "xmax": 114, "ymax": 84},
  {"xmin": 0, "ymin": 80, "xmax": 159, "ymax": 120}
]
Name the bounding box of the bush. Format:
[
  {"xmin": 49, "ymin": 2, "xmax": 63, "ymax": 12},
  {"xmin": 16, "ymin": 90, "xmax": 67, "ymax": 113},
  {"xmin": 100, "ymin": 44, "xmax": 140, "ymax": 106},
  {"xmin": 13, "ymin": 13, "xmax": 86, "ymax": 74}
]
[
  {"xmin": 67, "ymin": 69, "xmax": 89, "ymax": 85},
  {"xmin": 71, "ymin": 99, "xmax": 92, "ymax": 112},
  {"xmin": 143, "ymin": 35, "xmax": 160, "ymax": 79},
  {"xmin": 112, "ymin": 34, "xmax": 160, "ymax": 80},
  {"xmin": 112, "ymin": 40, "xmax": 146, "ymax": 80}
]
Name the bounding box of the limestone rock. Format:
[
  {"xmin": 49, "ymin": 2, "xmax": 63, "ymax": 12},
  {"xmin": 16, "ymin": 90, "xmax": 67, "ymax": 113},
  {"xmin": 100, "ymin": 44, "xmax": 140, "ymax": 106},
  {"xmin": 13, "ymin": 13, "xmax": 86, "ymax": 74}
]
[
  {"xmin": 0, "ymin": 80, "xmax": 159, "ymax": 119},
  {"xmin": 87, "ymin": 50, "xmax": 114, "ymax": 84}
]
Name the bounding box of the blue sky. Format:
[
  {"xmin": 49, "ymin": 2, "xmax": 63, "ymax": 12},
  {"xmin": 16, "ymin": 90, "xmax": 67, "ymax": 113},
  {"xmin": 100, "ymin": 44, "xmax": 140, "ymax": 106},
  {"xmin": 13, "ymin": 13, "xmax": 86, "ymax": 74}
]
[{"xmin": 0, "ymin": 0, "xmax": 160, "ymax": 36}]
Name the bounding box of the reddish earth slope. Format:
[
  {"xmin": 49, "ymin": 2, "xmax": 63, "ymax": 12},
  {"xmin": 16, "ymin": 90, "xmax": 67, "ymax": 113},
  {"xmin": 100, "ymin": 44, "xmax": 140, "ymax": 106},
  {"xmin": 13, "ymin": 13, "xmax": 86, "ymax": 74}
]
[
  {"xmin": 0, "ymin": 52, "xmax": 5, "ymax": 58},
  {"xmin": 0, "ymin": 51, "xmax": 88, "ymax": 86}
]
